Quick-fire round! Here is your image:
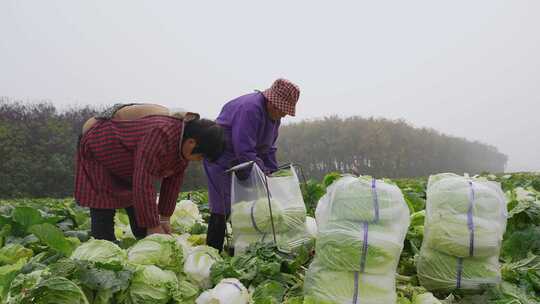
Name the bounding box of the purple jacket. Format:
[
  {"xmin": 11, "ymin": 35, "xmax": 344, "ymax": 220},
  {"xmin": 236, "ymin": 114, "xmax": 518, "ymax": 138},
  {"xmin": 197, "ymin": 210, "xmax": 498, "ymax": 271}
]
[{"xmin": 203, "ymin": 92, "xmax": 280, "ymax": 214}]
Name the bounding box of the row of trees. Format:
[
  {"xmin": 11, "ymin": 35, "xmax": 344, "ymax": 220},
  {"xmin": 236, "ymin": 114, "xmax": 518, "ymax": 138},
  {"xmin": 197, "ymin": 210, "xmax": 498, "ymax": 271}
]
[
  {"xmin": 277, "ymin": 116, "xmax": 507, "ymax": 181},
  {"xmin": 0, "ymin": 99, "xmax": 102, "ymax": 198},
  {"xmin": 0, "ymin": 99, "xmax": 507, "ymax": 198}
]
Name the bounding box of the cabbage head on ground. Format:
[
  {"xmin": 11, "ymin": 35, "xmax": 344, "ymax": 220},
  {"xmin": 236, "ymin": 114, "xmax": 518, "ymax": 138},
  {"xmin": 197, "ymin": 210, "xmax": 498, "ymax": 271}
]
[
  {"xmin": 127, "ymin": 234, "xmax": 183, "ymax": 273},
  {"xmin": 127, "ymin": 265, "xmax": 180, "ymax": 304},
  {"xmin": 171, "ymin": 200, "xmax": 204, "ymax": 234},
  {"xmin": 184, "ymin": 245, "xmax": 222, "ymax": 288},
  {"xmin": 195, "ymin": 278, "xmax": 249, "ymax": 304},
  {"xmin": 71, "ymin": 239, "xmax": 126, "ymax": 268}
]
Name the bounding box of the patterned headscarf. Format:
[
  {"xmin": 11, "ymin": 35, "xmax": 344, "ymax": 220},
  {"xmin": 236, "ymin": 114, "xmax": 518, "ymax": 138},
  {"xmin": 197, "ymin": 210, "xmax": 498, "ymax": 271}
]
[{"xmin": 262, "ymin": 78, "xmax": 300, "ymax": 116}]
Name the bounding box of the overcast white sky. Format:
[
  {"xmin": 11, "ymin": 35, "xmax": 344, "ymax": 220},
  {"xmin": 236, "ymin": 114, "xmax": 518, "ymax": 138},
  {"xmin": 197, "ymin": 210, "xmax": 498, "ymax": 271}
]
[{"xmin": 1, "ymin": 1, "xmax": 538, "ymax": 172}]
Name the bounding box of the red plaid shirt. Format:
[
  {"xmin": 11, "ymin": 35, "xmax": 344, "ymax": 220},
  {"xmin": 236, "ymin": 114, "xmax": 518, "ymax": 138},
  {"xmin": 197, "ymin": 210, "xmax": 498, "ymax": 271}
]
[{"xmin": 74, "ymin": 115, "xmax": 188, "ymax": 228}]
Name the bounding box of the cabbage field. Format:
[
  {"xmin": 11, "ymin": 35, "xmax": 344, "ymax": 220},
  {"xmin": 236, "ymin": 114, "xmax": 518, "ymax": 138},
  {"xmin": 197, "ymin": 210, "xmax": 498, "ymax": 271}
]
[{"xmin": 1, "ymin": 172, "xmax": 540, "ymax": 304}]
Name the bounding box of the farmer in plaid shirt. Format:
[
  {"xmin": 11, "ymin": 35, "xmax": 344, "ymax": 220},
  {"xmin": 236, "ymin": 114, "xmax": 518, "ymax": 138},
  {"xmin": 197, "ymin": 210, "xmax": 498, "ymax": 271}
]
[
  {"xmin": 75, "ymin": 104, "xmax": 225, "ymax": 241},
  {"xmin": 204, "ymin": 78, "xmax": 301, "ymax": 251}
]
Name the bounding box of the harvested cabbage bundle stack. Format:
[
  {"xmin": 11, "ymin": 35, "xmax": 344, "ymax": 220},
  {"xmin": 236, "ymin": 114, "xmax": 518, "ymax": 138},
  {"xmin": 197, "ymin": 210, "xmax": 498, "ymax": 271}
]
[
  {"xmin": 417, "ymin": 173, "xmax": 507, "ymax": 292},
  {"xmin": 231, "ymin": 165, "xmax": 312, "ymax": 254},
  {"xmin": 304, "ymin": 175, "xmax": 410, "ymax": 304}
]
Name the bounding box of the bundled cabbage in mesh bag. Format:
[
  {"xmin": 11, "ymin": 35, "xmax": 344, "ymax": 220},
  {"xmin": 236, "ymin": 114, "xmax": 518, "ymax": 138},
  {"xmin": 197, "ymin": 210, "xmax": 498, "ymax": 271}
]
[
  {"xmin": 316, "ymin": 220, "xmax": 405, "ymax": 273},
  {"xmin": 417, "ymin": 173, "xmax": 506, "ymax": 293},
  {"xmin": 277, "ymin": 217, "xmax": 316, "ymax": 251},
  {"xmin": 195, "ymin": 278, "xmax": 249, "ymax": 304},
  {"xmin": 315, "ymin": 175, "xmax": 409, "ymax": 272},
  {"xmin": 424, "ymin": 214, "xmax": 504, "ymax": 258},
  {"xmin": 231, "ymin": 198, "xmax": 305, "ymax": 234},
  {"xmin": 303, "ymin": 261, "xmax": 396, "ymax": 304},
  {"xmin": 320, "ymin": 176, "xmax": 408, "ymax": 224},
  {"xmin": 306, "ymin": 175, "xmax": 408, "ymax": 303},
  {"xmin": 426, "ymin": 173, "xmax": 506, "ymax": 220},
  {"xmin": 171, "ymin": 200, "xmax": 204, "ymax": 234},
  {"xmin": 233, "ymin": 222, "xmax": 314, "ymax": 255},
  {"xmin": 127, "ymin": 234, "xmax": 183, "ymax": 273},
  {"xmin": 416, "ymin": 248, "xmax": 501, "ymax": 292},
  {"xmin": 127, "ymin": 265, "xmax": 181, "ymax": 304},
  {"xmin": 230, "ymin": 163, "xmax": 308, "ymax": 251},
  {"xmin": 314, "ymin": 175, "xmax": 409, "ymax": 233},
  {"xmin": 423, "ymin": 173, "xmax": 507, "ymax": 258}
]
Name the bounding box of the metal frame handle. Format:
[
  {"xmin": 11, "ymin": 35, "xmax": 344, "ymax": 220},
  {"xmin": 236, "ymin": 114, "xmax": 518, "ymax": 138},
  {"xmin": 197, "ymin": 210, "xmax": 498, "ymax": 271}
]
[{"xmin": 225, "ymin": 161, "xmax": 255, "ymax": 174}]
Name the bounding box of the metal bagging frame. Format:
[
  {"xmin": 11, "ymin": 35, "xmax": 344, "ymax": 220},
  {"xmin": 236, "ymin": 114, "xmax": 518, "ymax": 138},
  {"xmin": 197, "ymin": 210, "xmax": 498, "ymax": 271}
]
[{"xmin": 225, "ymin": 161, "xmax": 307, "ymax": 254}]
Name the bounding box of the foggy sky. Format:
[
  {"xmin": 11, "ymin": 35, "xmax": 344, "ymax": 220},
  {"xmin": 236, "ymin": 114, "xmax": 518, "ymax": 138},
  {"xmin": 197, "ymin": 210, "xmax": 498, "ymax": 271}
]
[{"xmin": 1, "ymin": 1, "xmax": 539, "ymax": 172}]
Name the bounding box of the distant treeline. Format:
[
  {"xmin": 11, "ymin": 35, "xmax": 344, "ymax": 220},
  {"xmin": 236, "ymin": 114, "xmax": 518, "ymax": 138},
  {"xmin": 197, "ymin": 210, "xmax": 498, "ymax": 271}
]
[
  {"xmin": 277, "ymin": 116, "xmax": 508, "ymax": 181},
  {"xmin": 0, "ymin": 99, "xmax": 507, "ymax": 198}
]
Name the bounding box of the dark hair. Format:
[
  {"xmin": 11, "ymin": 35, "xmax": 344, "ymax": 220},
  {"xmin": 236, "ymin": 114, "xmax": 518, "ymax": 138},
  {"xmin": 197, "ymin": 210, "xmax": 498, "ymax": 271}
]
[{"xmin": 183, "ymin": 118, "xmax": 225, "ymax": 162}]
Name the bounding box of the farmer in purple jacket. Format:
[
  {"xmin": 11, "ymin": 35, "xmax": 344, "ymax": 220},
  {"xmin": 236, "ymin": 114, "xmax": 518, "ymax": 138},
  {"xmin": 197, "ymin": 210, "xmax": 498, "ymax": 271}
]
[{"xmin": 204, "ymin": 78, "xmax": 301, "ymax": 251}]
